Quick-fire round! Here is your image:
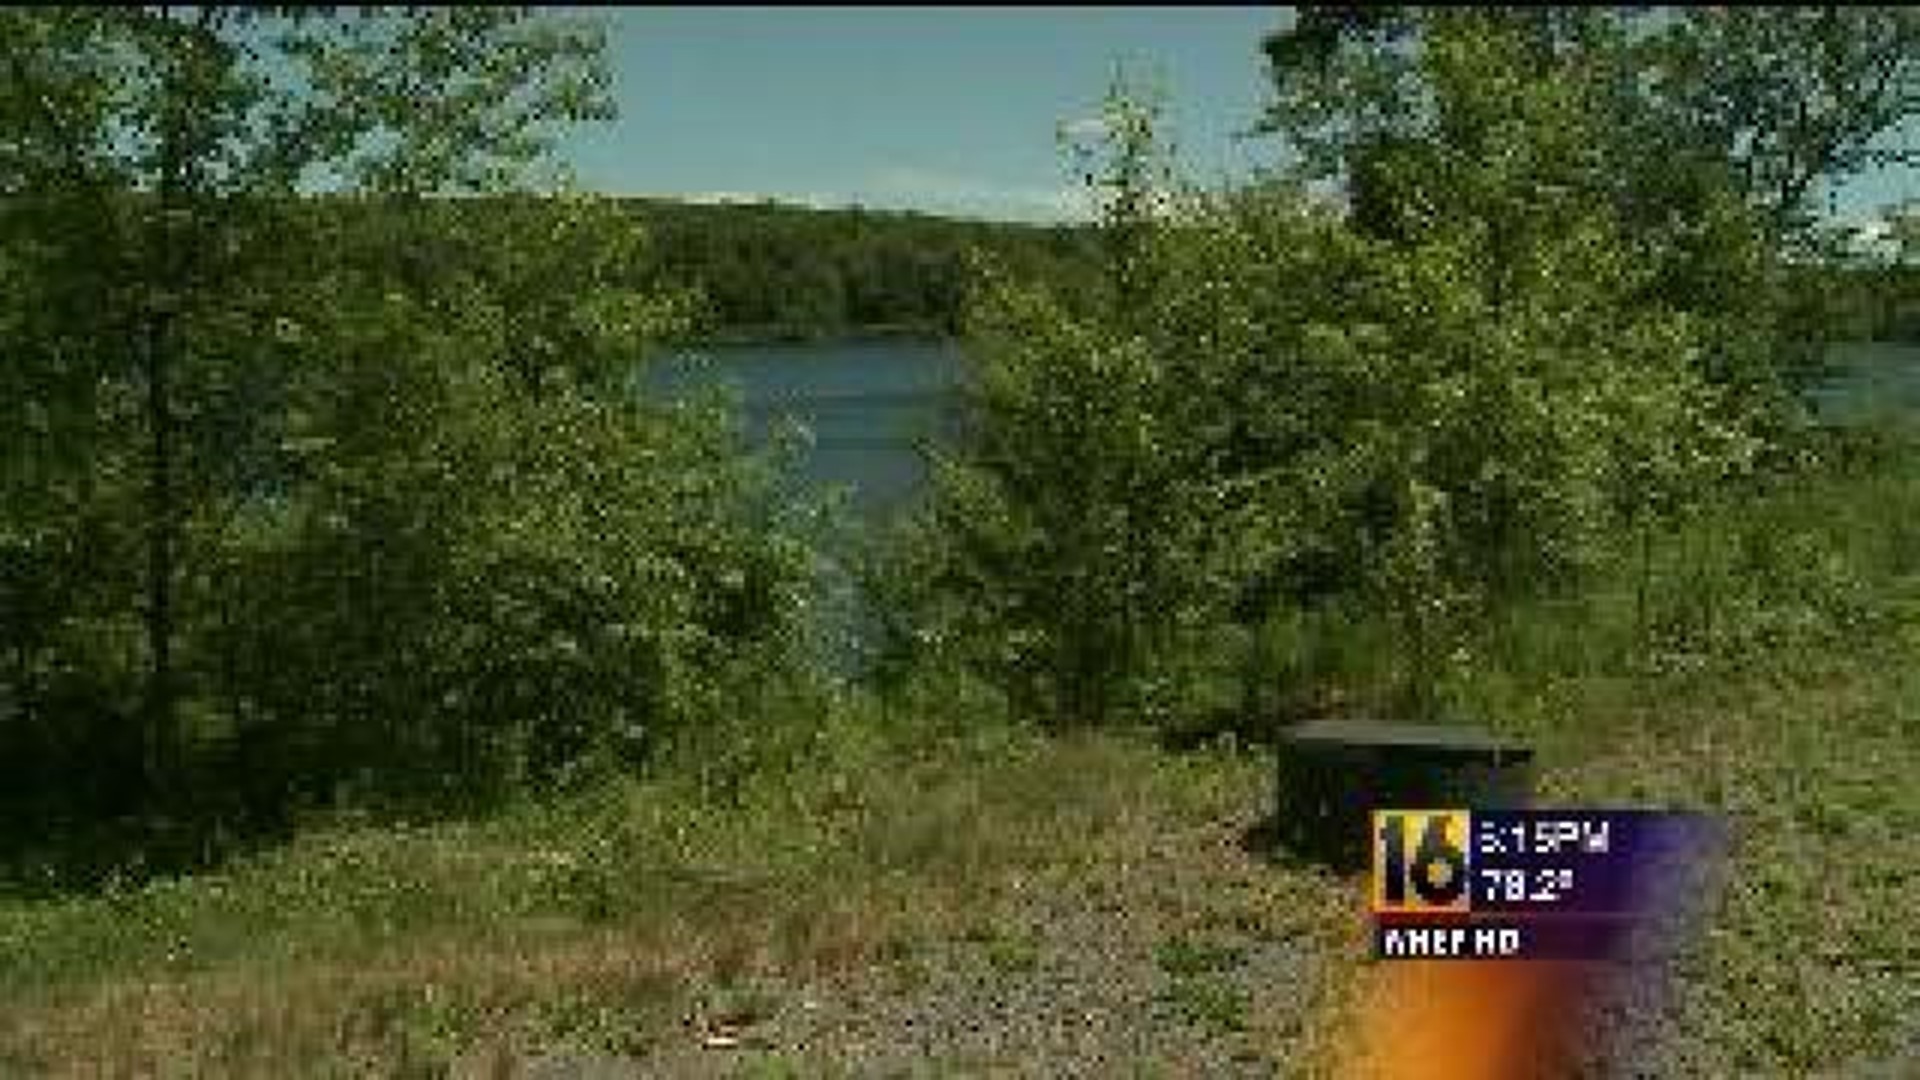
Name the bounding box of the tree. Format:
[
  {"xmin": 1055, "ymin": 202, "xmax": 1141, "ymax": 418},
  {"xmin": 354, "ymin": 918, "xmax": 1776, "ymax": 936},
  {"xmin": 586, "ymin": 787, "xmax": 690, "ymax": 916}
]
[
  {"xmin": 881, "ymin": 78, "xmax": 1242, "ymax": 729},
  {"xmin": 1261, "ymin": 7, "xmax": 1919, "ymax": 243},
  {"xmin": 1245, "ymin": 9, "xmax": 1767, "ymax": 702},
  {"xmin": 1892, "ymin": 201, "xmax": 1920, "ymax": 260},
  {"xmin": 1261, "ymin": 6, "xmax": 1920, "ymax": 403},
  {"xmin": 0, "ymin": 7, "xmax": 704, "ymax": 837},
  {"xmin": 892, "ymin": 23, "xmax": 1767, "ymax": 729},
  {"xmin": 1875, "ymin": 200, "xmax": 1920, "ymax": 339}
]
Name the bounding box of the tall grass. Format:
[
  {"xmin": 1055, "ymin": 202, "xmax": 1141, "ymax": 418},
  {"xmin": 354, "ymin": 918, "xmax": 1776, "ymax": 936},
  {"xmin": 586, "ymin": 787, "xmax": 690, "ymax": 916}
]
[{"xmin": 1227, "ymin": 422, "xmax": 1920, "ymax": 739}]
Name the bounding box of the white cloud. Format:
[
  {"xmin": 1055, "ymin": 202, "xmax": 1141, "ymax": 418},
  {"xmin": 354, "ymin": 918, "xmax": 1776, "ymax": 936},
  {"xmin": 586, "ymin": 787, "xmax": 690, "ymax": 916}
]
[
  {"xmin": 680, "ymin": 190, "xmax": 764, "ymax": 205},
  {"xmin": 679, "ymin": 190, "xmax": 844, "ymax": 211},
  {"xmin": 855, "ymin": 165, "xmax": 1090, "ymax": 223},
  {"xmin": 639, "ymin": 173, "xmax": 1097, "ymax": 224},
  {"xmin": 1832, "ymin": 213, "xmax": 1901, "ymax": 260},
  {"xmin": 1057, "ymin": 115, "xmax": 1110, "ymax": 142}
]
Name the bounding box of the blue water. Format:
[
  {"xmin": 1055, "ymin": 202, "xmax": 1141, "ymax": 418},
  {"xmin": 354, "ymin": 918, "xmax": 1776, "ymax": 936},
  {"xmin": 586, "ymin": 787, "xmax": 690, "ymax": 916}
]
[
  {"xmin": 642, "ymin": 338, "xmax": 969, "ymax": 671},
  {"xmin": 643, "ymin": 338, "xmax": 968, "ymax": 519},
  {"xmin": 1809, "ymin": 343, "xmax": 1920, "ymax": 425},
  {"xmin": 640, "ymin": 337, "xmax": 1919, "ymax": 671},
  {"xmin": 643, "ymin": 339, "xmax": 1920, "ymax": 522}
]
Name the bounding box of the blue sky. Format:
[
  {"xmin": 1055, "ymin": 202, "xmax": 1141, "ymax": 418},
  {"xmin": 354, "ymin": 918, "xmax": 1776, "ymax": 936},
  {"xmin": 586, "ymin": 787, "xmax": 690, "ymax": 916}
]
[
  {"xmin": 557, "ymin": 6, "xmax": 1288, "ymax": 222},
  {"xmin": 556, "ymin": 6, "xmax": 1912, "ymax": 227}
]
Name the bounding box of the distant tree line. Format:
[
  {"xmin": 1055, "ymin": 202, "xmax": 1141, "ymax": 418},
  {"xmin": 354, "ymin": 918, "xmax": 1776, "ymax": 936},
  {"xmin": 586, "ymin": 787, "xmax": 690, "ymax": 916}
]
[
  {"xmin": 611, "ymin": 190, "xmax": 1916, "ymax": 350},
  {"xmin": 618, "ymin": 192, "xmax": 1919, "ymax": 348},
  {"xmin": 1811, "ymin": 263, "xmax": 1920, "ymax": 343},
  {"xmin": 620, "ymin": 198, "xmax": 1105, "ymax": 343}
]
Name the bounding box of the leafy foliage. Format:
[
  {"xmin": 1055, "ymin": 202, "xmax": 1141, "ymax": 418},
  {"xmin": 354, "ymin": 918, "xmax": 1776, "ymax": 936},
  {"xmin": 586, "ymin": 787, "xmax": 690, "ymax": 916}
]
[
  {"xmin": 0, "ymin": 10, "xmax": 821, "ymax": 876},
  {"xmin": 878, "ymin": 83, "xmax": 1255, "ymax": 729},
  {"xmin": 890, "ymin": 18, "xmax": 1804, "ymax": 726},
  {"xmin": 1261, "ymin": 7, "xmax": 1920, "ymax": 243},
  {"xmin": 1265, "ymin": 7, "xmax": 1920, "ymax": 398},
  {"xmin": 194, "ymin": 194, "xmax": 821, "ymax": 811}
]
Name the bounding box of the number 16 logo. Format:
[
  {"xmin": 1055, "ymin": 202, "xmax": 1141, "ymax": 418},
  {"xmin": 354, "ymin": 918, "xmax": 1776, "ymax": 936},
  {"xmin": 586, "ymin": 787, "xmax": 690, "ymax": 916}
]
[{"xmin": 1372, "ymin": 810, "xmax": 1471, "ymax": 914}]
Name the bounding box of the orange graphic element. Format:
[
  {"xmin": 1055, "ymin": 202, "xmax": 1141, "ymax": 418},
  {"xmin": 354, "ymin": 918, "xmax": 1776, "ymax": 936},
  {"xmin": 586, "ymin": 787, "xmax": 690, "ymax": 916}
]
[{"xmin": 1333, "ymin": 957, "xmax": 1602, "ymax": 1080}]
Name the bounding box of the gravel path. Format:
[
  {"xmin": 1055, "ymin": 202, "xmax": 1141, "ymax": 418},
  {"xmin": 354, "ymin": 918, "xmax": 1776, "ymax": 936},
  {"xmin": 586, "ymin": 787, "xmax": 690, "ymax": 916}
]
[{"xmin": 483, "ymin": 814, "xmax": 1358, "ymax": 1078}]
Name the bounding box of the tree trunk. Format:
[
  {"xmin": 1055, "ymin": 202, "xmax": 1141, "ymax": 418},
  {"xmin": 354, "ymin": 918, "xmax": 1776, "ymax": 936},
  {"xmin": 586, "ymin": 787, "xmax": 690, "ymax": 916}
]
[
  {"xmin": 143, "ymin": 286, "xmax": 176, "ymax": 802},
  {"xmin": 1635, "ymin": 518, "xmax": 1652, "ymax": 657},
  {"xmin": 143, "ymin": 5, "xmax": 191, "ymax": 806}
]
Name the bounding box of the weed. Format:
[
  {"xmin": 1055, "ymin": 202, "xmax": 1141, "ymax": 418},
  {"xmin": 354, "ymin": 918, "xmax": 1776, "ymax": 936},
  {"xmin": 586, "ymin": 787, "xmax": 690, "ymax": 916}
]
[
  {"xmin": 1154, "ymin": 936, "xmax": 1246, "ymax": 978},
  {"xmin": 981, "ymin": 929, "xmax": 1042, "ymax": 975},
  {"xmin": 1157, "ymin": 976, "xmax": 1249, "ymax": 1036}
]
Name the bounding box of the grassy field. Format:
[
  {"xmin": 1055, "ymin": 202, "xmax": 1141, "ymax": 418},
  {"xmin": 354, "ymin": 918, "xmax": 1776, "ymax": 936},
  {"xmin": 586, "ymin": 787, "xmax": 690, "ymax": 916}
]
[
  {"xmin": 2, "ymin": 647, "xmax": 1916, "ymax": 1076},
  {"xmin": 2, "ymin": 435, "xmax": 1917, "ymax": 1077}
]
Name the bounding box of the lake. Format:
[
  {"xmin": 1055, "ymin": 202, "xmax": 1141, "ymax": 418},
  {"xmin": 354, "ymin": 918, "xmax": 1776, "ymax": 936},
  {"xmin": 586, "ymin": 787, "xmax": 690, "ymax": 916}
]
[
  {"xmin": 644, "ymin": 338, "xmax": 968, "ymax": 521},
  {"xmin": 644, "ymin": 337, "xmax": 1919, "ymax": 670},
  {"xmin": 1809, "ymin": 342, "xmax": 1920, "ymax": 425},
  {"xmin": 644, "ymin": 339, "xmax": 968, "ymax": 669},
  {"xmin": 646, "ymin": 339, "xmax": 1920, "ymax": 518}
]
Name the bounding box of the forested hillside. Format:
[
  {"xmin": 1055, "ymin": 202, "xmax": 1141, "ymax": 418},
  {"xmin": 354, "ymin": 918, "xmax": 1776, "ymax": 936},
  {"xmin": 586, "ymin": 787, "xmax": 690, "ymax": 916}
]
[
  {"xmin": 621, "ymin": 197, "xmax": 1104, "ymax": 342},
  {"xmin": 619, "ymin": 192, "xmax": 1915, "ymax": 348}
]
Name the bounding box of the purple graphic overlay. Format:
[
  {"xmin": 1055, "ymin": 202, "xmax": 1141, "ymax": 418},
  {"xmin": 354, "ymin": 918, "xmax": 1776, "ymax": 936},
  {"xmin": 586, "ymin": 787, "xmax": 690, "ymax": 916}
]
[
  {"xmin": 1372, "ymin": 810, "xmax": 1728, "ymax": 962},
  {"xmin": 1470, "ymin": 810, "xmax": 1724, "ymax": 918},
  {"xmin": 1373, "ymin": 916, "xmax": 1632, "ymax": 961},
  {"xmin": 1584, "ymin": 812, "xmax": 1730, "ymax": 1071}
]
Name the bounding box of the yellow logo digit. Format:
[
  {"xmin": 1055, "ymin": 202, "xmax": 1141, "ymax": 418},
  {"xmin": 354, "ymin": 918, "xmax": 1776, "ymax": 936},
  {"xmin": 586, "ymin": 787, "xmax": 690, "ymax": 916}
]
[{"xmin": 1372, "ymin": 809, "xmax": 1471, "ymax": 914}]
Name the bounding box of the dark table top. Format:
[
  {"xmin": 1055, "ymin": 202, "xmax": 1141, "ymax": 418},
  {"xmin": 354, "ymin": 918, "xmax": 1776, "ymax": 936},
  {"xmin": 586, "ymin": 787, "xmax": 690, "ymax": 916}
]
[{"xmin": 1279, "ymin": 718, "xmax": 1533, "ymax": 760}]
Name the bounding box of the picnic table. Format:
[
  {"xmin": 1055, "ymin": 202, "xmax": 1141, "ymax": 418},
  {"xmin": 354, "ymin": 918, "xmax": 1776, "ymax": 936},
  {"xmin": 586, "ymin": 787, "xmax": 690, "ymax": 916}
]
[{"xmin": 1273, "ymin": 718, "xmax": 1535, "ymax": 870}]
